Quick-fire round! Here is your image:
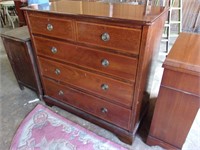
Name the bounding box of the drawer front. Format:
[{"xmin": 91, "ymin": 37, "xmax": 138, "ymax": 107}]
[
  {"xmin": 162, "ymin": 69, "xmax": 200, "ymax": 96},
  {"xmin": 38, "ymin": 57, "xmax": 134, "ymax": 108},
  {"xmin": 28, "ymin": 14, "xmax": 74, "ymax": 41},
  {"xmin": 43, "ymin": 77, "xmax": 131, "ymax": 130},
  {"xmin": 34, "ymin": 36, "xmax": 138, "ymax": 82},
  {"xmin": 76, "ymin": 22, "xmax": 141, "ymax": 54}
]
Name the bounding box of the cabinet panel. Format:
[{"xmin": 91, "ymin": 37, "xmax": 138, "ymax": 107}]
[
  {"xmin": 3, "ymin": 38, "xmax": 37, "ymax": 89},
  {"xmin": 150, "ymin": 86, "xmax": 199, "ymax": 148},
  {"xmin": 162, "ymin": 69, "xmax": 200, "ymax": 96}
]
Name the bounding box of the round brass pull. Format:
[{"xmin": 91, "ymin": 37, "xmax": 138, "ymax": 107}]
[
  {"xmin": 101, "ymin": 107, "xmax": 108, "ymax": 113},
  {"xmin": 47, "ymin": 23, "xmax": 53, "ymax": 31},
  {"xmin": 101, "ymin": 32, "xmax": 110, "ymax": 42},
  {"xmin": 101, "ymin": 84, "xmax": 109, "ymax": 91},
  {"xmin": 58, "ymin": 90, "xmax": 64, "ymax": 96},
  {"xmin": 101, "ymin": 59, "xmax": 109, "ymax": 67},
  {"xmin": 51, "ymin": 47, "xmax": 57, "ymax": 54},
  {"xmin": 55, "ymin": 69, "xmax": 61, "ymax": 75}
]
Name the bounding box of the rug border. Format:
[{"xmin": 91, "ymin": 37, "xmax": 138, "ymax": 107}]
[{"xmin": 10, "ymin": 103, "xmax": 127, "ymax": 150}]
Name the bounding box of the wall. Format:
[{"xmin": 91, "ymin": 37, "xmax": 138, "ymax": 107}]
[{"xmin": 182, "ymin": 0, "xmax": 200, "ymax": 32}]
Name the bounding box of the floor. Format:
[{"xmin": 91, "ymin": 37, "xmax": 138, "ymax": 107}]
[{"xmin": 0, "ymin": 22, "xmax": 173, "ymax": 150}]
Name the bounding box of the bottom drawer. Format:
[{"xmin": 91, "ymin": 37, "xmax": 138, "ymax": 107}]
[{"xmin": 42, "ymin": 77, "xmax": 131, "ymax": 130}]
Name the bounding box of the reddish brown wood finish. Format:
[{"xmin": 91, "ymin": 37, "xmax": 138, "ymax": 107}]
[
  {"xmin": 40, "ymin": 0, "xmax": 167, "ymax": 24},
  {"xmin": 1, "ymin": 26, "xmax": 42, "ymax": 97},
  {"xmin": 162, "ymin": 69, "xmax": 200, "ymax": 96},
  {"xmin": 33, "ymin": 36, "xmax": 138, "ymax": 82},
  {"xmin": 164, "ymin": 33, "xmax": 200, "ymax": 74},
  {"xmin": 76, "ymin": 21, "xmax": 141, "ymax": 54},
  {"xmin": 147, "ymin": 33, "xmax": 200, "ymax": 149},
  {"xmin": 130, "ymin": 11, "xmax": 168, "ymax": 131},
  {"xmin": 147, "ymin": 135, "xmax": 179, "ymax": 149},
  {"xmin": 43, "ymin": 78, "xmax": 131, "ymax": 130},
  {"xmin": 23, "ymin": 0, "xmax": 168, "ymax": 144},
  {"xmin": 43, "ymin": 95, "xmax": 134, "ymax": 144},
  {"xmin": 14, "ymin": 1, "xmax": 27, "ymax": 26},
  {"xmin": 38, "ymin": 57, "xmax": 134, "ymax": 108},
  {"xmin": 28, "ymin": 15, "xmax": 74, "ymax": 41}
]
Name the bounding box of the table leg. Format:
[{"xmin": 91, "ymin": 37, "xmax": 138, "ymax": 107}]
[{"xmin": 5, "ymin": 6, "xmax": 16, "ymax": 28}]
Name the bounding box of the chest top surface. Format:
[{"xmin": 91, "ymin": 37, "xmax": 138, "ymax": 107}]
[
  {"xmin": 22, "ymin": 0, "xmax": 167, "ymax": 25},
  {"xmin": 164, "ymin": 33, "xmax": 200, "ymax": 74}
]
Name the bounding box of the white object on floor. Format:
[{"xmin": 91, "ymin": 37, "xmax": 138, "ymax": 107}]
[
  {"xmin": 28, "ymin": 98, "xmax": 40, "ymax": 104},
  {"xmin": 182, "ymin": 109, "xmax": 200, "ymax": 150}
]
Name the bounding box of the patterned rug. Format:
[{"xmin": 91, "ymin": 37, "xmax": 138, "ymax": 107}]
[{"xmin": 10, "ymin": 104, "xmax": 127, "ymax": 150}]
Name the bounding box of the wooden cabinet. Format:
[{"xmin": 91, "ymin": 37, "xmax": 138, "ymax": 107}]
[
  {"xmin": 14, "ymin": 1, "xmax": 27, "ymax": 26},
  {"xmin": 1, "ymin": 26, "xmax": 42, "ymax": 97},
  {"xmin": 22, "ymin": 0, "xmax": 168, "ymax": 144},
  {"xmin": 147, "ymin": 33, "xmax": 200, "ymax": 149}
]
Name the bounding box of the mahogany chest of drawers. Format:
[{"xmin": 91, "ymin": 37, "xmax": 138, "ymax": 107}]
[
  {"xmin": 1, "ymin": 26, "xmax": 41, "ymax": 96},
  {"xmin": 147, "ymin": 33, "xmax": 200, "ymax": 149},
  {"xmin": 22, "ymin": 0, "xmax": 168, "ymax": 144}
]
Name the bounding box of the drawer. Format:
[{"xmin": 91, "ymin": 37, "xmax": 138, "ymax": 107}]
[
  {"xmin": 28, "ymin": 14, "xmax": 74, "ymax": 41},
  {"xmin": 38, "ymin": 57, "xmax": 134, "ymax": 108},
  {"xmin": 42, "ymin": 77, "xmax": 131, "ymax": 130},
  {"xmin": 76, "ymin": 21, "xmax": 141, "ymax": 55},
  {"xmin": 34, "ymin": 36, "xmax": 138, "ymax": 82},
  {"xmin": 161, "ymin": 69, "xmax": 200, "ymax": 96}
]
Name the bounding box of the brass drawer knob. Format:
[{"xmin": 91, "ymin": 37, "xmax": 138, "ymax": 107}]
[
  {"xmin": 51, "ymin": 47, "xmax": 57, "ymax": 54},
  {"xmin": 101, "ymin": 32, "xmax": 110, "ymax": 42},
  {"xmin": 101, "ymin": 84, "xmax": 109, "ymax": 91},
  {"xmin": 101, "ymin": 59, "xmax": 109, "ymax": 67},
  {"xmin": 58, "ymin": 90, "xmax": 64, "ymax": 95},
  {"xmin": 47, "ymin": 23, "xmax": 53, "ymax": 31},
  {"xmin": 55, "ymin": 68, "xmax": 61, "ymax": 75},
  {"xmin": 101, "ymin": 107, "xmax": 108, "ymax": 113}
]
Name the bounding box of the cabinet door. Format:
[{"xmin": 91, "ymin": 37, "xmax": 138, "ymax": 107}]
[{"xmin": 2, "ymin": 38, "xmax": 37, "ymax": 89}]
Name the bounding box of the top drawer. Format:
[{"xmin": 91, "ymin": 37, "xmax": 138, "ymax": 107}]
[
  {"xmin": 76, "ymin": 21, "xmax": 141, "ymax": 55},
  {"xmin": 28, "ymin": 15, "xmax": 74, "ymax": 41}
]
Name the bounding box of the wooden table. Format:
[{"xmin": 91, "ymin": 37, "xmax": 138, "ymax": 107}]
[{"xmin": 147, "ymin": 32, "xmax": 200, "ymax": 149}]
